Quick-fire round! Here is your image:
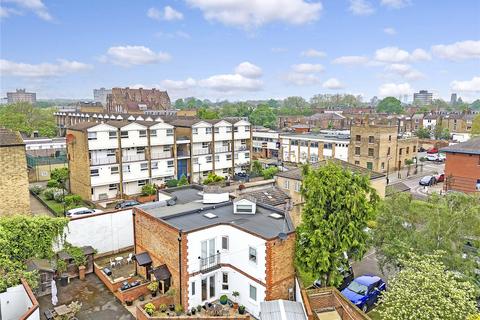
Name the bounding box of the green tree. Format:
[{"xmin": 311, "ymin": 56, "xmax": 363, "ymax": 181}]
[
  {"xmin": 372, "ymin": 193, "xmax": 480, "ymax": 285},
  {"xmin": 220, "ymin": 102, "xmax": 252, "ymax": 118},
  {"xmin": 470, "ymin": 99, "xmax": 480, "ymax": 110},
  {"xmin": 0, "ymin": 103, "xmax": 57, "ymax": 137},
  {"xmin": 50, "ymin": 167, "xmax": 69, "ymax": 183},
  {"xmin": 198, "ymin": 107, "xmax": 219, "ymax": 120},
  {"xmin": 379, "ymin": 252, "xmax": 477, "ymax": 320},
  {"xmin": 471, "ymin": 114, "xmax": 480, "ymax": 136},
  {"xmin": 261, "ymin": 166, "xmax": 278, "ymax": 179},
  {"xmin": 249, "ymin": 104, "xmax": 276, "ymax": 128},
  {"xmin": 178, "ymin": 175, "xmax": 189, "ymax": 186},
  {"xmin": 251, "ymin": 160, "xmax": 263, "ymax": 176},
  {"xmin": 295, "ymin": 163, "xmax": 380, "ymax": 287},
  {"xmin": 429, "ymin": 98, "xmax": 449, "ymax": 111},
  {"xmin": 433, "ymin": 124, "xmax": 450, "ymax": 140},
  {"xmin": 414, "ymin": 127, "xmax": 431, "ymax": 139},
  {"xmin": 376, "ymin": 97, "xmax": 403, "ymax": 114},
  {"xmin": 279, "ymin": 96, "xmax": 312, "ymax": 115}
]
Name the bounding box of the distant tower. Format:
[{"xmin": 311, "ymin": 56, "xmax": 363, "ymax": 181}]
[
  {"xmin": 413, "ymin": 90, "xmax": 433, "ymax": 105},
  {"xmin": 450, "ymin": 93, "xmax": 457, "ymax": 105}
]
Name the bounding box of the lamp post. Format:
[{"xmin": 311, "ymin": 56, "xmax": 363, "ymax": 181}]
[
  {"xmin": 198, "ymin": 161, "xmax": 202, "ymax": 185},
  {"xmin": 386, "ymin": 156, "xmax": 391, "ymax": 185},
  {"xmin": 178, "ymin": 230, "xmax": 182, "ymax": 306}
]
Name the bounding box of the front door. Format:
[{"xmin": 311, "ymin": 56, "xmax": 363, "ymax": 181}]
[
  {"xmin": 201, "ymin": 274, "xmax": 216, "ymax": 301},
  {"xmin": 201, "ymin": 239, "xmax": 215, "ymax": 268}
]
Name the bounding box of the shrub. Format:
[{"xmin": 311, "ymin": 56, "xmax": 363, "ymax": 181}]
[
  {"xmin": 175, "ymin": 304, "xmax": 184, "ymax": 315},
  {"xmin": 203, "ymin": 173, "xmax": 225, "ymax": 185},
  {"xmin": 47, "ymin": 179, "xmax": 60, "ymax": 188},
  {"xmin": 262, "ymin": 166, "xmax": 279, "ymax": 179},
  {"xmin": 141, "ymin": 184, "xmax": 156, "ymax": 196},
  {"xmin": 147, "ymin": 281, "xmax": 158, "ymax": 292},
  {"xmin": 251, "ymin": 160, "xmax": 263, "ymax": 176},
  {"xmin": 166, "ymin": 179, "xmax": 179, "ymax": 188},
  {"xmin": 219, "ymin": 294, "xmax": 228, "ymax": 305},
  {"xmin": 53, "ymin": 190, "xmax": 65, "ymax": 203},
  {"xmin": 64, "ymin": 243, "xmax": 87, "ymax": 267},
  {"xmin": 178, "ymin": 175, "xmax": 189, "ymax": 186},
  {"xmin": 43, "ymin": 187, "xmax": 61, "ymax": 200},
  {"xmin": 50, "ymin": 167, "xmax": 68, "ymax": 182},
  {"xmin": 144, "ymin": 303, "xmax": 156, "ymax": 316},
  {"xmin": 159, "ymin": 304, "xmax": 167, "ymax": 312},
  {"xmin": 29, "ymin": 185, "xmax": 44, "ymax": 195},
  {"xmin": 64, "ymin": 194, "xmax": 82, "ymax": 207}
]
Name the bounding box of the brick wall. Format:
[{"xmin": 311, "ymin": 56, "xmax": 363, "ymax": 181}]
[
  {"xmin": 0, "ymin": 145, "xmax": 30, "ymax": 216},
  {"xmin": 304, "ymin": 288, "xmax": 370, "ymax": 320},
  {"xmin": 94, "ymin": 263, "xmax": 126, "ymax": 293},
  {"xmin": 444, "ymin": 152, "xmax": 480, "ymax": 193},
  {"xmin": 265, "ymin": 233, "xmax": 296, "ymax": 301},
  {"xmin": 67, "ymin": 129, "xmax": 92, "ymax": 200},
  {"xmin": 114, "ymin": 282, "xmax": 151, "ymax": 303}
]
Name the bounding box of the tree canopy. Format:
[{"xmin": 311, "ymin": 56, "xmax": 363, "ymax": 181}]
[
  {"xmin": 471, "ymin": 114, "xmax": 480, "ymax": 136},
  {"xmin": 0, "ymin": 103, "xmax": 57, "ymax": 137},
  {"xmin": 379, "ymin": 252, "xmax": 477, "ymax": 320},
  {"xmin": 376, "ymin": 97, "xmax": 403, "ymax": 114},
  {"xmin": 372, "ymin": 193, "xmax": 480, "ymax": 289},
  {"xmin": 295, "ymin": 162, "xmax": 379, "ymax": 287},
  {"xmin": 433, "ymin": 124, "xmax": 450, "ymax": 140},
  {"xmin": 414, "ymin": 127, "xmax": 431, "ymax": 139},
  {"xmin": 249, "ymin": 104, "xmax": 276, "ymax": 128}
]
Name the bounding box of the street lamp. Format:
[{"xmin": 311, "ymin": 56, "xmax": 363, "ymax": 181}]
[{"xmin": 386, "ymin": 156, "xmax": 392, "ymax": 185}]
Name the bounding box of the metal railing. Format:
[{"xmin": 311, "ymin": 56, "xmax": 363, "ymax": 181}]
[
  {"xmin": 200, "ymin": 253, "xmax": 220, "ymax": 273},
  {"xmin": 26, "ymin": 154, "xmax": 67, "ymax": 167},
  {"xmin": 193, "ymin": 148, "xmax": 210, "ymax": 156},
  {"xmin": 121, "ymin": 154, "xmax": 146, "ymax": 162},
  {"xmin": 177, "ymin": 150, "xmax": 190, "ymax": 157},
  {"xmin": 90, "ymin": 157, "xmax": 117, "ymax": 166},
  {"xmin": 235, "ymin": 146, "xmax": 249, "ymax": 151},
  {"xmin": 151, "ymin": 151, "xmax": 173, "ymax": 159},
  {"xmin": 215, "ymin": 146, "xmax": 230, "ymax": 153}
]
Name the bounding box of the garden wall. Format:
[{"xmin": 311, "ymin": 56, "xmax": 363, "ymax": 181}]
[
  {"xmin": 65, "ymin": 209, "xmax": 133, "ymax": 254},
  {"xmin": 114, "ymin": 282, "xmax": 151, "ymax": 303}
]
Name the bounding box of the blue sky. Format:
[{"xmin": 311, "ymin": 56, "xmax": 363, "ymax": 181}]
[{"xmin": 1, "ymin": 0, "xmax": 479, "ymax": 102}]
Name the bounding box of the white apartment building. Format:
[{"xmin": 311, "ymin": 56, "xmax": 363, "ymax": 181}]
[
  {"xmin": 280, "ymin": 133, "xmax": 350, "ymax": 164},
  {"xmin": 252, "ymin": 129, "xmax": 280, "ymax": 159}
]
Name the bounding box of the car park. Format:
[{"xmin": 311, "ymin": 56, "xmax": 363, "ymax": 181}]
[
  {"xmin": 114, "ymin": 200, "xmax": 140, "ymax": 209},
  {"xmin": 419, "ymin": 176, "xmax": 436, "ymax": 186},
  {"xmin": 66, "ymin": 207, "xmax": 103, "ymax": 217},
  {"xmin": 313, "ymin": 265, "xmax": 354, "ymax": 291},
  {"xmin": 341, "ymin": 275, "xmax": 386, "ymax": 312}
]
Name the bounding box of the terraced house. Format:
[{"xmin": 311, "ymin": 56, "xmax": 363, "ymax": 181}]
[{"xmin": 66, "ymin": 118, "xmax": 252, "ymax": 202}]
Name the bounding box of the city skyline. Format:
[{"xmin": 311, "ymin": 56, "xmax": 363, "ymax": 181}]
[{"xmin": 1, "ymin": 0, "xmax": 479, "ymax": 102}]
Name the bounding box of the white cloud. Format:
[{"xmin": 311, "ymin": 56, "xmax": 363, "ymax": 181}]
[
  {"xmin": 161, "ymin": 78, "xmax": 197, "ymax": 90},
  {"xmin": 3, "ymin": 0, "xmax": 52, "ymax": 20},
  {"xmin": 284, "ymin": 72, "xmax": 321, "ymax": 86},
  {"xmin": 451, "ymin": 76, "xmax": 480, "ymax": 93},
  {"xmin": 349, "ymin": 0, "xmax": 375, "ymax": 16},
  {"xmin": 385, "ymin": 63, "xmax": 425, "ymax": 80},
  {"xmin": 0, "ymin": 6, "xmax": 21, "ymax": 17},
  {"xmin": 378, "ymin": 82, "xmax": 413, "ymax": 97},
  {"xmin": 291, "ymin": 63, "xmax": 324, "ymax": 73},
  {"xmin": 234, "ymin": 62, "xmax": 263, "ymax": 78},
  {"xmin": 0, "ymin": 59, "xmax": 92, "ymax": 77},
  {"xmin": 199, "ymin": 74, "xmax": 262, "ymax": 92},
  {"xmin": 155, "ymin": 31, "xmax": 191, "ymax": 39},
  {"xmin": 103, "ymin": 46, "xmax": 171, "ymax": 66},
  {"xmin": 147, "ymin": 6, "xmax": 183, "ymax": 21},
  {"xmin": 374, "ymin": 46, "xmax": 430, "ymax": 63},
  {"xmin": 186, "ymin": 0, "xmax": 322, "ymax": 28},
  {"xmin": 380, "ymin": 0, "xmax": 410, "ymax": 9},
  {"xmin": 383, "ymin": 27, "xmax": 396, "ymax": 35},
  {"xmin": 322, "ymin": 78, "xmax": 344, "ymax": 89},
  {"xmin": 301, "ymin": 49, "xmax": 326, "ymax": 58},
  {"xmin": 332, "ymin": 55, "xmax": 369, "ymax": 65},
  {"xmin": 271, "ymin": 47, "xmax": 288, "ymax": 53},
  {"xmin": 431, "ymin": 40, "xmax": 480, "ymax": 60}
]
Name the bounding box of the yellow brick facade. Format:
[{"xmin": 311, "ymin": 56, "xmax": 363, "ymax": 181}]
[{"xmin": 66, "ymin": 130, "xmax": 92, "ymax": 200}]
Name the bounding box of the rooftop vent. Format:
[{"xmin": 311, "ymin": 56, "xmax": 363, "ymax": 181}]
[
  {"xmin": 203, "ymin": 212, "xmax": 217, "ymax": 219},
  {"xmin": 269, "ymin": 213, "xmax": 283, "ymax": 219}
]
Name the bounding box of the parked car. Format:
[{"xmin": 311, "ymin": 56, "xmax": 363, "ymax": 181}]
[
  {"xmin": 435, "ymin": 173, "xmax": 445, "ymax": 183},
  {"xmin": 115, "ymin": 200, "xmax": 140, "ymax": 209},
  {"xmin": 341, "ymin": 275, "xmax": 386, "ymax": 312},
  {"xmin": 426, "ymin": 153, "xmax": 439, "ymax": 161},
  {"xmin": 419, "ymin": 176, "xmax": 436, "ymax": 186},
  {"xmin": 313, "ymin": 265, "xmax": 354, "ymax": 291},
  {"xmin": 436, "ymin": 152, "xmax": 446, "ymax": 162},
  {"xmin": 427, "ymin": 148, "xmax": 438, "ymax": 154},
  {"xmin": 66, "ymin": 207, "xmax": 103, "ymax": 217}
]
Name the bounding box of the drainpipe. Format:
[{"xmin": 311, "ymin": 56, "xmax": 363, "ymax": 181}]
[{"xmin": 178, "ymin": 229, "xmax": 183, "ymax": 306}]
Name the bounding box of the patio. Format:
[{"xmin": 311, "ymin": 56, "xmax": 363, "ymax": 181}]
[
  {"xmin": 95, "ymin": 250, "xmax": 136, "ymax": 281},
  {"xmin": 38, "ymin": 274, "xmax": 134, "ymax": 320}
]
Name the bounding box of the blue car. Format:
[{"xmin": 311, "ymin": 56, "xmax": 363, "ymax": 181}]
[{"xmin": 341, "ymin": 275, "xmax": 386, "ymax": 312}]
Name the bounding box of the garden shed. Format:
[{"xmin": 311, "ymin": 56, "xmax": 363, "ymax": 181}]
[
  {"xmin": 57, "ymin": 245, "xmax": 95, "ymax": 278},
  {"xmin": 26, "ymin": 258, "xmax": 55, "ymax": 297}
]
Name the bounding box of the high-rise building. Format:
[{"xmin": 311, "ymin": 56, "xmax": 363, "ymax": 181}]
[
  {"xmin": 93, "ymin": 88, "xmax": 112, "ymax": 106},
  {"xmin": 6, "ymin": 89, "xmax": 36, "ymax": 104},
  {"xmin": 450, "ymin": 93, "xmax": 458, "ymax": 105},
  {"xmin": 413, "ymin": 90, "xmax": 433, "ymax": 105}
]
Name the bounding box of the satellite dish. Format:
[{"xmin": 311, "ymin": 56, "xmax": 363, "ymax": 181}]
[{"xmin": 278, "ymin": 232, "xmax": 287, "ymax": 241}]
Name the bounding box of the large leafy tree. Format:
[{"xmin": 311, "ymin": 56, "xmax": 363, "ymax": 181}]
[
  {"xmin": 414, "ymin": 127, "xmax": 431, "ymax": 139},
  {"xmin": 433, "ymin": 124, "xmax": 450, "ymax": 140},
  {"xmin": 376, "ymin": 97, "xmax": 403, "ymax": 114},
  {"xmin": 379, "ymin": 252, "xmax": 477, "ymax": 320},
  {"xmin": 295, "ymin": 162, "xmax": 380, "ymax": 286},
  {"xmin": 0, "ymin": 103, "xmax": 57, "ymax": 137},
  {"xmin": 249, "ymin": 104, "xmax": 276, "ymax": 128},
  {"xmin": 471, "ymin": 114, "xmax": 480, "ymax": 136},
  {"xmin": 372, "ymin": 193, "xmax": 480, "ymax": 287}
]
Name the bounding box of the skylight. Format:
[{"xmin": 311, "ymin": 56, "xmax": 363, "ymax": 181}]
[
  {"xmin": 203, "ymin": 212, "xmax": 217, "ymax": 219},
  {"xmin": 269, "ymin": 213, "xmax": 283, "ymax": 219}
]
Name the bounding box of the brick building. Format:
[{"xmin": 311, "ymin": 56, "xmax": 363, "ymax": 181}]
[
  {"xmin": 6, "ymin": 89, "xmax": 36, "ymax": 104},
  {"xmin": 133, "ymin": 186, "xmax": 296, "ymax": 318},
  {"xmin": 348, "ymin": 124, "xmax": 418, "ymax": 173},
  {"xmin": 0, "ymin": 128, "xmax": 31, "ymax": 215},
  {"xmin": 441, "ymin": 138, "xmax": 480, "ymax": 193},
  {"xmin": 106, "ymin": 87, "xmax": 171, "ymax": 114},
  {"xmin": 306, "ymin": 112, "xmax": 346, "ymax": 130}
]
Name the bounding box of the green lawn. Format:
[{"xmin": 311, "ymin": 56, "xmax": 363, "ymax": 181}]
[{"xmin": 38, "ymin": 193, "xmax": 66, "ymax": 216}]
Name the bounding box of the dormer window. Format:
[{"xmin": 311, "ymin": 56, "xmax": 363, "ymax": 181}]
[{"xmin": 233, "ymin": 198, "xmax": 256, "ymax": 214}]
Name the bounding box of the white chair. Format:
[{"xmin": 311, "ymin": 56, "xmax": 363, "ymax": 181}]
[
  {"xmin": 109, "ymin": 258, "xmax": 115, "ymax": 269},
  {"xmin": 126, "ymin": 253, "xmax": 133, "ymax": 264}
]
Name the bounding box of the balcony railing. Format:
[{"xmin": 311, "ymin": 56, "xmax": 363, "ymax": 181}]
[
  {"xmin": 177, "ymin": 150, "xmax": 190, "ymax": 157},
  {"xmin": 215, "ymin": 146, "xmax": 230, "ymax": 153},
  {"xmin": 90, "ymin": 157, "xmax": 117, "ymax": 166},
  {"xmin": 200, "ymin": 253, "xmax": 220, "ymax": 273},
  {"xmin": 235, "ymin": 145, "xmax": 249, "ymax": 152},
  {"xmin": 151, "ymin": 151, "xmax": 173, "ymax": 159},
  {"xmin": 122, "ymin": 154, "xmax": 146, "ymax": 162},
  {"xmin": 193, "ymin": 148, "xmax": 210, "ymax": 156}
]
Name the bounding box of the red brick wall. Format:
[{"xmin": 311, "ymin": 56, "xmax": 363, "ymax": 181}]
[
  {"xmin": 94, "ymin": 263, "xmax": 126, "ymax": 293},
  {"xmin": 444, "ymin": 153, "xmax": 480, "ymax": 193},
  {"xmin": 265, "ymin": 233, "xmax": 296, "ymax": 300},
  {"xmin": 134, "ymin": 208, "xmax": 187, "ymax": 308},
  {"xmin": 114, "ymin": 282, "xmax": 151, "ymax": 303},
  {"xmin": 305, "ymin": 288, "xmax": 370, "ymax": 320}
]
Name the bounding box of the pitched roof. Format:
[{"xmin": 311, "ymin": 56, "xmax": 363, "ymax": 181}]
[
  {"xmin": 0, "ymin": 128, "xmax": 25, "ymax": 147},
  {"xmin": 260, "ymin": 300, "xmax": 306, "ymax": 320},
  {"xmin": 241, "ymin": 187, "xmax": 290, "ymax": 207},
  {"xmin": 276, "ymin": 159, "xmax": 385, "ymax": 181},
  {"xmin": 386, "ymin": 182, "xmax": 411, "ymax": 197},
  {"xmin": 440, "ymin": 138, "xmax": 480, "ymax": 155}
]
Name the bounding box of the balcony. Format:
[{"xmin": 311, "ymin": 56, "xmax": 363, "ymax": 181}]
[
  {"xmin": 90, "ymin": 157, "xmax": 117, "ymax": 166},
  {"xmin": 199, "ymin": 253, "xmax": 220, "ymax": 273},
  {"xmin": 151, "ymin": 151, "xmax": 173, "ymax": 159},
  {"xmin": 235, "ymin": 145, "xmax": 249, "ymax": 152},
  {"xmin": 122, "ymin": 154, "xmax": 146, "ymax": 162},
  {"xmin": 193, "ymin": 148, "xmax": 211, "ymax": 156},
  {"xmin": 215, "ymin": 146, "xmax": 231, "ymax": 153},
  {"xmin": 177, "ymin": 149, "xmax": 190, "ymax": 158}
]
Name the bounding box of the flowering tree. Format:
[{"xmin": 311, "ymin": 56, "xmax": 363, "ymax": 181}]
[{"xmin": 379, "ymin": 252, "xmax": 477, "ymax": 320}]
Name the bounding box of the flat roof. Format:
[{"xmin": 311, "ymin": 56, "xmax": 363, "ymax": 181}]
[
  {"xmin": 440, "ymin": 138, "xmax": 480, "ymax": 155},
  {"xmin": 280, "ymin": 133, "xmax": 350, "ymax": 142}
]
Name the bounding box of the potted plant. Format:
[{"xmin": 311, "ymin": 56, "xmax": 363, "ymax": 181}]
[
  {"xmin": 169, "ymin": 304, "xmax": 175, "ymax": 311},
  {"xmin": 139, "ymin": 295, "xmax": 145, "ymax": 301},
  {"xmin": 232, "ymin": 291, "xmax": 240, "ymax": 309},
  {"xmin": 56, "ymin": 259, "xmax": 68, "ymax": 286},
  {"xmin": 191, "ymin": 307, "xmax": 196, "ymax": 315},
  {"xmin": 196, "ymin": 305, "xmax": 202, "ymax": 313},
  {"xmin": 147, "ymin": 282, "xmax": 159, "ymax": 297},
  {"xmin": 238, "ymin": 305, "xmax": 246, "ymax": 315},
  {"xmin": 219, "ymin": 294, "xmax": 228, "ymax": 305},
  {"xmin": 125, "ymin": 298, "xmax": 133, "ymax": 306},
  {"xmin": 175, "ymin": 304, "xmax": 184, "ymax": 316},
  {"xmin": 144, "ymin": 303, "xmax": 156, "ymax": 316},
  {"xmin": 159, "ymin": 304, "xmax": 167, "ymax": 313}
]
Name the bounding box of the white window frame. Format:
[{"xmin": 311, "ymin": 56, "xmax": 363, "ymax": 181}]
[
  {"xmin": 294, "ymin": 181, "xmax": 301, "ymax": 192},
  {"xmin": 206, "ymin": 127, "xmax": 212, "ymax": 134},
  {"xmin": 90, "ymin": 169, "xmax": 99, "ymax": 177},
  {"xmin": 110, "ymin": 166, "xmax": 119, "ymax": 174},
  {"xmin": 249, "ymin": 284, "xmax": 257, "ymax": 302},
  {"xmin": 151, "ymin": 161, "xmax": 158, "ymax": 170},
  {"xmin": 193, "ymin": 128, "xmax": 198, "ymax": 135},
  {"xmin": 87, "ymin": 132, "xmax": 97, "ymax": 140},
  {"xmin": 283, "ymin": 180, "xmax": 290, "ymax": 189},
  {"xmin": 140, "ymin": 163, "xmax": 148, "ymax": 171},
  {"xmin": 150, "ymin": 130, "xmax": 157, "ymax": 137},
  {"xmin": 108, "ymin": 131, "xmax": 117, "ymax": 140},
  {"xmin": 139, "ymin": 130, "xmax": 147, "ymax": 138},
  {"xmin": 108, "ymin": 184, "xmax": 118, "ymax": 191},
  {"xmin": 221, "ymin": 236, "xmax": 229, "ymax": 251},
  {"xmin": 121, "ymin": 131, "xmax": 129, "ymax": 138},
  {"xmin": 249, "ymin": 246, "xmax": 257, "ymax": 264},
  {"xmin": 222, "ymin": 272, "xmax": 229, "ymax": 291},
  {"xmin": 167, "ymin": 160, "xmax": 174, "ymax": 168},
  {"xmin": 138, "ymin": 179, "xmax": 147, "ymax": 187},
  {"xmin": 166, "ymin": 129, "xmax": 174, "ymax": 136}
]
